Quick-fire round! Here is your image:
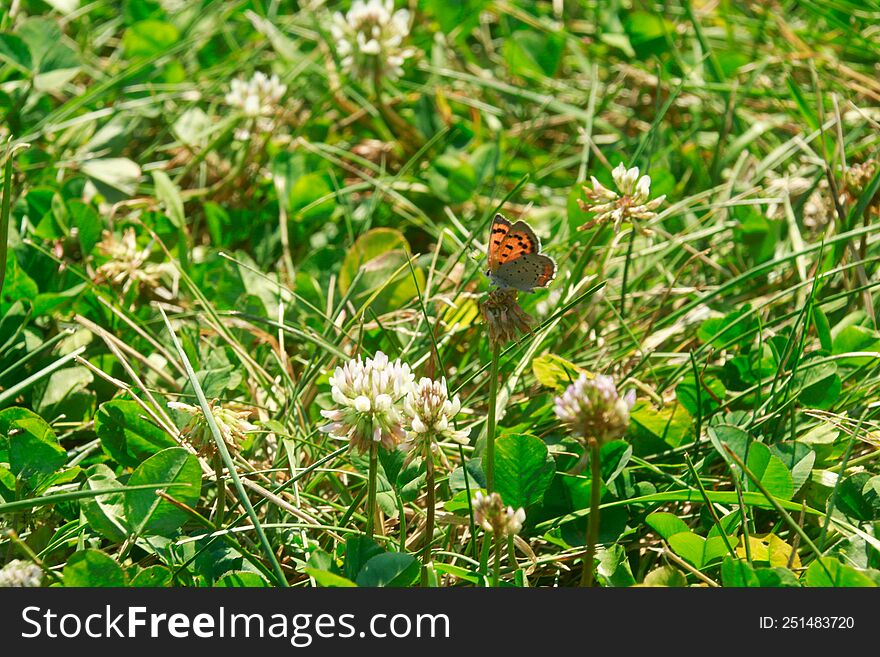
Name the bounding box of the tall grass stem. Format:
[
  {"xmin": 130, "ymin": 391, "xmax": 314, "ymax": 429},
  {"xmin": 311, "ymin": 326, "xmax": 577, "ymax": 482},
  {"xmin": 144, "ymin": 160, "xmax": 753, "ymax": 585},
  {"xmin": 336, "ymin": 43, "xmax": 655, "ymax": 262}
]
[{"xmin": 486, "ymin": 343, "xmax": 501, "ymax": 492}]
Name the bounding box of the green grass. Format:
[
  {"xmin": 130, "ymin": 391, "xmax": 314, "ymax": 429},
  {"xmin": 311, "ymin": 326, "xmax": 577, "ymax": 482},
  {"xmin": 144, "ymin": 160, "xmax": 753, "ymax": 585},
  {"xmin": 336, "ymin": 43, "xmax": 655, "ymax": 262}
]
[{"xmin": 0, "ymin": 0, "xmax": 879, "ymax": 588}]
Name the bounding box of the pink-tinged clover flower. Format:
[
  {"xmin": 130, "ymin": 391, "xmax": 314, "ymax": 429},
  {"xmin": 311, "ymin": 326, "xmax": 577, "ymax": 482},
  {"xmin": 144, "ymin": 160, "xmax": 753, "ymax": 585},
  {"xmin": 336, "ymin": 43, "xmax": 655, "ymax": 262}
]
[{"xmin": 554, "ymin": 373, "xmax": 635, "ymax": 444}]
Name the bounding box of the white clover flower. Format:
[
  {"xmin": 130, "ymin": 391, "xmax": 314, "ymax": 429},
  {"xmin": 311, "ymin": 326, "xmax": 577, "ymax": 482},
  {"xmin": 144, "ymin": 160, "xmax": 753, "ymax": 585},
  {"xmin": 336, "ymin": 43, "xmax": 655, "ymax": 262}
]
[
  {"xmin": 402, "ymin": 377, "xmax": 469, "ymax": 463},
  {"xmin": 320, "ymin": 351, "xmax": 415, "ymax": 453},
  {"xmin": 0, "ymin": 560, "xmax": 43, "ymax": 588},
  {"xmin": 578, "ymin": 163, "xmax": 665, "ymax": 232},
  {"xmin": 225, "ymin": 71, "xmax": 286, "ymax": 117},
  {"xmin": 472, "ymin": 491, "xmax": 526, "ymax": 537},
  {"xmin": 554, "ymin": 373, "xmax": 635, "ymax": 445},
  {"xmin": 168, "ymin": 399, "xmax": 258, "ymax": 457},
  {"xmin": 225, "ymin": 71, "xmax": 286, "ymax": 139},
  {"xmin": 330, "ymin": 0, "xmax": 416, "ymax": 81}
]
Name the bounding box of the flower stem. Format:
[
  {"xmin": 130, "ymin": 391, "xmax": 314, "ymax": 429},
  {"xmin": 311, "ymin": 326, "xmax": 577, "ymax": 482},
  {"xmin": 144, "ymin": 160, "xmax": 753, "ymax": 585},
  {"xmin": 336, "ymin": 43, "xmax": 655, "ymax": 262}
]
[
  {"xmin": 0, "ymin": 142, "xmax": 17, "ymax": 297},
  {"xmin": 492, "ymin": 536, "xmax": 502, "ymax": 587},
  {"xmin": 366, "ymin": 441, "xmax": 379, "ymax": 539},
  {"xmin": 4, "ymin": 529, "xmax": 63, "ymax": 585},
  {"xmin": 421, "ymin": 443, "xmax": 436, "ymax": 587},
  {"xmin": 486, "ymin": 342, "xmax": 501, "ymax": 492},
  {"xmin": 619, "ymin": 227, "xmax": 637, "ymax": 318},
  {"xmin": 479, "ymin": 533, "xmax": 491, "ymax": 586},
  {"xmin": 213, "ymin": 453, "xmax": 226, "ymax": 527},
  {"xmin": 580, "ymin": 437, "xmax": 602, "ymax": 587}
]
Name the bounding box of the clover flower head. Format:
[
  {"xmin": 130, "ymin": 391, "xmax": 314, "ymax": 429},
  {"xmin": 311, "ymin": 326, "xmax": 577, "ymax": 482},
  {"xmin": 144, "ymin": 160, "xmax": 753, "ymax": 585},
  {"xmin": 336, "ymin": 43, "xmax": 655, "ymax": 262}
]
[
  {"xmin": 330, "ymin": 0, "xmax": 415, "ymax": 81},
  {"xmin": 554, "ymin": 373, "xmax": 635, "ymax": 444},
  {"xmin": 351, "ymin": 138, "xmax": 394, "ymax": 165},
  {"xmin": 478, "ymin": 288, "xmax": 533, "ymax": 347},
  {"xmin": 319, "ymin": 351, "xmax": 415, "ymax": 453},
  {"xmin": 225, "ymin": 71, "xmax": 286, "ymax": 139},
  {"xmin": 578, "ymin": 163, "xmax": 665, "ymax": 232},
  {"xmin": 94, "ymin": 228, "xmax": 175, "ymax": 292},
  {"xmin": 225, "ymin": 71, "xmax": 286, "ymax": 117},
  {"xmin": 762, "ymin": 164, "xmax": 831, "ymax": 230},
  {"xmin": 764, "ymin": 159, "xmax": 878, "ymax": 232},
  {"xmin": 168, "ymin": 399, "xmax": 257, "ymax": 457},
  {"xmin": 845, "ymin": 159, "xmax": 879, "ymax": 211},
  {"xmin": 402, "ymin": 377, "xmax": 469, "ymax": 463},
  {"xmin": 0, "ymin": 560, "xmax": 43, "ymax": 588},
  {"xmin": 472, "ymin": 491, "xmax": 526, "ymax": 537}
]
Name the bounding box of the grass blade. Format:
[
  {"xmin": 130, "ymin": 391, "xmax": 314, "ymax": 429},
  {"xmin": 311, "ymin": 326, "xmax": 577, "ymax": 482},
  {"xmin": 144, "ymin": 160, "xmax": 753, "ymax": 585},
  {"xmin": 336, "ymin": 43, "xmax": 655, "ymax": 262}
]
[{"xmin": 159, "ymin": 307, "xmax": 289, "ymax": 587}]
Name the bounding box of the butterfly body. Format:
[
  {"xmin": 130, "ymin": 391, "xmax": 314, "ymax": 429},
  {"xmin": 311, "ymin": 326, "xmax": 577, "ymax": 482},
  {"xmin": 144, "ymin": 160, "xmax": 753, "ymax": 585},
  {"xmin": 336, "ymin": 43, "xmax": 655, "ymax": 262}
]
[{"xmin": 485, "ymin": 213, "xmax": 556, "ymax": 292}]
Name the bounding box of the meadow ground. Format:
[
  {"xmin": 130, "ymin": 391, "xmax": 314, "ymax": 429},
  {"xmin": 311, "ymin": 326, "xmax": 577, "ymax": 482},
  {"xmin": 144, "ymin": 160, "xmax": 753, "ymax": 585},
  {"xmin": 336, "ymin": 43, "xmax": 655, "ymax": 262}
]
[{"xmin": 0, "ymin": 0, "xmax": 879, "ymax": 589}]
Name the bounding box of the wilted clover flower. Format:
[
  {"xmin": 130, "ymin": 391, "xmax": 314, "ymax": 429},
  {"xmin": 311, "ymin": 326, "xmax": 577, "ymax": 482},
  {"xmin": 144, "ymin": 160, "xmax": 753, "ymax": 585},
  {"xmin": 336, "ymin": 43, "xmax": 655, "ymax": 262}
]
[
  {"xmin": 402, "ymin": 377, "xmax": 469, "ymax": 464},
  {"xmin": 331, "ymin": 0, "xmax": 415, "ymax": 81},
  {"xmin": 554, "ymin": 374, "xmax": 635, "ymax": 445},
  {"xmin": 578, "ymin": 163, "xmax": 665, "ymax": 232},
  {"xmin": 844, "ymin": 159, "xmax": 880, "ymax": 211},
  {"xmin": 94, "ymin": 228, "xmax": 175, "ymax": 293},
  {"xmin": 764, "ymin": 169, "xmax": 826, "ymax": 225},
  {"xmin": 320, "ymin": 351, "xmax": 415, "ymax": 453},
  {"xmin": 0, "ymin": 560, "xmax": 43, "ymax": 588},
  {"xmin": 478, "ymin": 289, "xmax": 533, "ymax": 347},
  {"xmin": 472, "ymin": 491, "xmax": 525, "ymax": 538},
  {"xmin": 168, "ymin": 399, "xmax": 257, "ymax": 457}
]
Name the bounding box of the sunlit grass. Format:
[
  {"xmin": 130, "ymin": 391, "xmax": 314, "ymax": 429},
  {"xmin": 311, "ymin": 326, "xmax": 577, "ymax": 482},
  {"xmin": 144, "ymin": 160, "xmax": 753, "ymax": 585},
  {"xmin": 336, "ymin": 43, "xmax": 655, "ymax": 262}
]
[{"xmin": 0, "ymin": 0, "xmax": 878, "ymax": 588}]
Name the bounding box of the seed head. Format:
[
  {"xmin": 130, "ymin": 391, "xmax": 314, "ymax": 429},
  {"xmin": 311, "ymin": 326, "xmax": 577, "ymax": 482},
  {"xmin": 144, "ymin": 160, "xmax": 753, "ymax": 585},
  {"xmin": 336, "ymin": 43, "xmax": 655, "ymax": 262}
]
[{"xmin": 479, "ymin": 288, "xmax": 533, "ymax": 347}]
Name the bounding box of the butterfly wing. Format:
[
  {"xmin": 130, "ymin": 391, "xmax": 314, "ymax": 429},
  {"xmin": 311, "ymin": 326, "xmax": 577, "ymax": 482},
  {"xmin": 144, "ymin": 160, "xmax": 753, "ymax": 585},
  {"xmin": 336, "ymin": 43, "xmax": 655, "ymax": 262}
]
[
  {"xmin": 487, "ymin": 214, "xmax": 512, "ymax": 271},
  {"xmin": 490, "ymin": 253, "xmax": 557, "ymax": 292},
  {"xmin": 494, "ymin": 220, "xmax": 540, "ymax": 266}
]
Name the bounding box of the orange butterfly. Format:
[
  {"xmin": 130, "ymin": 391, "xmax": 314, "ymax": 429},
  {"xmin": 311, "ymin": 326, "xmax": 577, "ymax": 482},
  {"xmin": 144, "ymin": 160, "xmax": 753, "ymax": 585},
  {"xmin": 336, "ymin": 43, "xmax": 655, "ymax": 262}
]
[{"xmin": 486, "ymin": 213, "xmax": 556, "ymax": 292}]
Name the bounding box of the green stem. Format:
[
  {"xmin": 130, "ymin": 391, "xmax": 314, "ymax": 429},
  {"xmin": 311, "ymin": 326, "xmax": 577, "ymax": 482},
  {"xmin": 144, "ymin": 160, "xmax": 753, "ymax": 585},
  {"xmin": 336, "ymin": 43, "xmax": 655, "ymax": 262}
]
[
  {"xmin": 421, "ymin": 442, "xmax": 436, "ymax": 586},
  {"xmin": 619, "ymin": 228, "xmax": 637, "ymax": 318},
  {"xmin": 492, "ymin": 536, "xmax": 501, "ymax": 587},
  {"xmin": 4, "ymin": 529, "xmax": 63, "ymax": 585},
  {"xmin": 1, "ymin": 141, "xmax": 21, "ymax": 298},
  {"xmin": 213, "ymin": 453, "xmax": 226, "ymax": 527},
  {"xmin": 457, "ymin": 443, "xmax": 479, "ymax": 563},
  {"xmin": 366, "ymin": 441, "xmax": 379, "ymax": 539},
  {"xmin": 819, "ymin": 427, "xmax": 857, "ymax": 551},
  {"xmin": 580, "ymin": 438, "xmax": 602, "ymax": 587},
  {"xmin": 486, "ymin": 343, "xmax": 501, "ymax": 492},
  {"xmin": 479, "ymin": 532, "xmax": 491, "ymax": 586},
  {"xmin": 724, "ymin": 445, "xmax": 834, "ymax": 581}
]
